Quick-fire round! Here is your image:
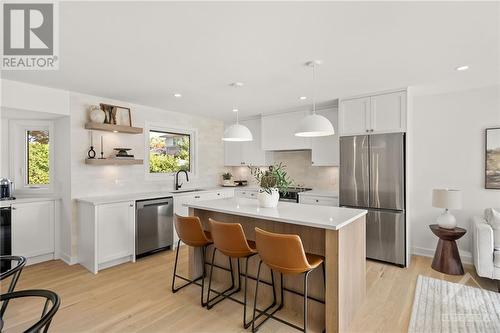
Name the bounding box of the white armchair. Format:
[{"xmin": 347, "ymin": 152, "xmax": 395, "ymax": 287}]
[{"xmin": 472, "ymin": 212, "xmax": 500, "ymax": 292}]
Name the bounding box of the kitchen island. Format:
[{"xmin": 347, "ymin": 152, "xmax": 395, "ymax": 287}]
[{"xmin": 185, "ymin": 197, "xmax": 367, "ymax": 333}]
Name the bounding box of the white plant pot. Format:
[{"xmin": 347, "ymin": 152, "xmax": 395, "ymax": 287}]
[
  {"xmin": 223, "ymin": 179, "xmax": 232, "ymax": 186},
  {"xmin": 258, "ymin": 188, "xmax": 279, "ymax": 208}
]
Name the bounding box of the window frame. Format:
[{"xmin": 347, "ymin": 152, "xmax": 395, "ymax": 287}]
[
  {"xmin": 144, "ymin": 122, "xmax": 197, "ymax": 180},
  {"xmin": 9, "ymin": 120, "xmax": 55, "ymax": 194}
]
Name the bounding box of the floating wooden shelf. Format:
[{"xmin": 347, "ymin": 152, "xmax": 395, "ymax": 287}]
[
  {"xmin": 85, "ymin": 122, "xmax": 143, "ymax": 134},
  {"xmin": 85, "ymin": 159, "xmax": 144, "ymax": 166}
]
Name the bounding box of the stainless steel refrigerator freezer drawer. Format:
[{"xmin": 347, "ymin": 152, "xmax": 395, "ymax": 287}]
[{"xmin": 366, "ymin": 209, "xmax": 405, "ymax": 266}]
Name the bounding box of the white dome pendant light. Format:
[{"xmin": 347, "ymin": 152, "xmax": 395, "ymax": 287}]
[
  {"xmin": 295, "ymin": 61, "xmax": 335, "ymax": 137},
  {"xmin": 222, "ymin": 82, "xmax": 253, "ymax": 142}
]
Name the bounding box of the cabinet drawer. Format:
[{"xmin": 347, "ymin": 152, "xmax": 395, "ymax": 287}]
[
  {"xmin": 236, "ymin": 190, "xmax": 258, "ymax": 199},
  {"xmin": 299, "ymin": 196, "xmax": 339, "ymax": 206}
]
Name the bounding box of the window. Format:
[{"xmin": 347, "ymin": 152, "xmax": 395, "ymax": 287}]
[
  {"xmin": 9, "ymin": 120, "xmax": 54, "ymax": 192},
  {"xmin": 149, "ymin": 130, "xmax": 191, "ymax": 173},
  {"xmin": 26, "ymin": 130, "xmax": 50, "ymax": 185}
]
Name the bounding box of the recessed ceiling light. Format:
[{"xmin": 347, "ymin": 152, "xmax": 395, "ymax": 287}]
[
  {"xmin": 299, "ymin": 96, "xmax": 307, "ymax": 100},
  {"xmin": 173, "ymin": 93, "xmax": 182, "ymax": 98},
  {"xmin": 232, "ymin": 108, "xmax": 239, "ymax": 112},
  {"xmin": 455, "ymin": 65, "xmax": 469, "ymax": 71}
]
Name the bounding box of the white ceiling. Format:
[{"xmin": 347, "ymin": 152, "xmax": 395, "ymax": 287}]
[{"xmin": 2, "ymin": 1, "xmax": 499, "ymax": 121}]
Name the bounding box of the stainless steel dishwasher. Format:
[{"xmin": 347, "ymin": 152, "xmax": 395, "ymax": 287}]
[{"xmin": 136, "ymin": 197, "xmax": 173, "ymax": 258}]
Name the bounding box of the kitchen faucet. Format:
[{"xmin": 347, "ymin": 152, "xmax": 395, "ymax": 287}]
[{"xmin": 175, "ymin": 170, "xmax": 189, "ymax": 190}]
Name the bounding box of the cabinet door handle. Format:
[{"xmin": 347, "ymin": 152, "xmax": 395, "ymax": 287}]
[
  {"xmin": 217, "ymin": 193, "xmax": 220, "ymax": 196},
  {"xmin": 194, "ymin": 196, "xmax": 201, "ymax": 199},
  {"xmin": 366, "ymin": 129, "xmax": 369, "ymax": 133},
  {"xmin": 315, "ymin": 199, "xmax": 319, "ymax": 203},
  {"xmin": 11, "ymin": 207, "xmax": 16, "ymax": 210},
  {"xmin": 129, "ymin": 204, "xmax": 134, "ymax": 207}
]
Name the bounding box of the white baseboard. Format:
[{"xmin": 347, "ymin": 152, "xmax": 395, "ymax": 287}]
[
  {"xmin": 412, "ymin": 246, "xmax": 473, "ymax": 265},
  {"xmin": 60, "ymin": 252, "xmax": 78, "ymax": 265}
]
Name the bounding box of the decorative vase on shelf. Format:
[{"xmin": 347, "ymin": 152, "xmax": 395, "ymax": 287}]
[
  {"xmin": 257, "ymin": 188, "xmax": 279, "ymax": 208},
  {"xmin": 89, "ymin": 105, "xmax": 105, "ymax": 123}
]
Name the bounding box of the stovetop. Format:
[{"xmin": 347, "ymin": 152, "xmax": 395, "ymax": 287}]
[{"xmin": 279, "ymin": 187, "xmax": 312, "ymax": 202}]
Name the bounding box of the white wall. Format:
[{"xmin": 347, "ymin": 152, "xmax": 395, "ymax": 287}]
[
  {"xmin": 410, "ymin": 85, "xmax": 500, "ymax": 263},
  {"xmin": 1, "ymin": 79, "xmax": 70, "ymax": 116}
]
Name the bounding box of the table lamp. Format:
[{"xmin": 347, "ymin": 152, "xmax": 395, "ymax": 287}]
[{"xmin": 432, "ymin": 189, "xmax": 462, "ymax": 229}]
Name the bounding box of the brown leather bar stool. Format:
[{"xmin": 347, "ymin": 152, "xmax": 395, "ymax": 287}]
[
  {"xmin": 171, "ymin": 214, "xmax": 213, "ymax": 307},
  {"xmin": 206, "ymin": 218, "xmax": 257, "ymax": 328},
  {"xmin": 252, "ymin": 227, "xmax": 325, "ymax": 333}
]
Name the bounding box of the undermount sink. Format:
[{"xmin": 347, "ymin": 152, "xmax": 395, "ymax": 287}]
[{"xmin": 171, "ymin": 188, "xmax": 205, "ymax": 193}]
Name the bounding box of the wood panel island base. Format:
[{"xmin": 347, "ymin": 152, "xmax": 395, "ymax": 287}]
[{"xmin": 186, "ymin": 198, "xmax": 367, "ymax": 333}]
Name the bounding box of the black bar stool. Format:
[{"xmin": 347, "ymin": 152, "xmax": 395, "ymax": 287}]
[
  {"xmin": 0, "ymin": 289, "xmax": 60, "ymax": 333},
  {"xmin": 0, "ymin": 255, "xmax": 27, "ymax": 317}
]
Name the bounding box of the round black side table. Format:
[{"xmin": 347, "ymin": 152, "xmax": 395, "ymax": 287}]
[{"xmin": 429, "ymin": 224, "xmax": 466, "ymax": 275}]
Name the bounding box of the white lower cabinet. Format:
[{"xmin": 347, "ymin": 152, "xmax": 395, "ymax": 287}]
[
  {"xmin": 299, "ymin": 195, "xmax": 339, "ymax": 206},
  {"xmin": 12, "ymin": 200, "xmax": 55, "ymax": 263},
  {"xmin": 172, "ymin": 189, "xmax": 235, "ymax": 245},
  {"xmin": 235, "ymin": 188, "xmax": 258, "ymax": 199},
  {"xmin": 78, "ymin": 200, "xmax": 135, "ymax": 274}
]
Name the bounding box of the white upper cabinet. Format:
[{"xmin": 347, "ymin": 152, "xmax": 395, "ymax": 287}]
[
  {"xmin": 370, "ymin": 91, "xmax": 407, "ymax": 134},
  {"xmin": 224, "ymin": 118, "xmax": 273, "ymax": 166},
  {"xmin": 311, "ymin": 108, "xmax": 339, "ymax": 166},
  {"xmin": 339, "ymin": 90, "xmax": 407, "ymax": 136},
  {"xmin": 261, "ymin": 111, "xmax": 312, "ymax": 151},
  {"xmin": 339, "ymin": 97, "xmax": 371, "ymax": 136}
]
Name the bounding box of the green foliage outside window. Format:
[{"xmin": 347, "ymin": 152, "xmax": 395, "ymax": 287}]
[
  {"xmin": 27, "ymin": 130, "xmax": 50, "ymax": 185},
  {"xmin": 149, "ymin": 131, "xmax": 190, "ymax": 173}
]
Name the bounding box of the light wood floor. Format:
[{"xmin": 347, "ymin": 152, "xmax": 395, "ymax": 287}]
[{"xmin": 1, "ymin": 247, "xmax": 497, "ymax": 333}]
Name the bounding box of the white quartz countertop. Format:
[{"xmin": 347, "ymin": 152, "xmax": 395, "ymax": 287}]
[
  {"xmin": 298, "ymin": 190, "xmax": 339, "ymax": 198},
  {"xmin": 0, "ymin": 196, "xmax": 59, "ymax": 207},
  {"xmin": 185, "ymin": 198, "xmax": 366, "ymax": 230},
  {"xmin": 76, "ymin": 187, "xmax": 235, "ymax": 205}
]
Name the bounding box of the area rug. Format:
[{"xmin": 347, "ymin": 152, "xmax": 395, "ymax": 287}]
[{"xmin": 408, "ymin": 275, "xmax": 500, "ymax": 332}]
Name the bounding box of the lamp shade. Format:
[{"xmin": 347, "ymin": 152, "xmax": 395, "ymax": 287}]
[
  {"xmin": 432, "ymin": 189, "xmax": 462, "ymax": 209},
  {"xmin": 294, "ymin": 113, "xmax": 335, "ymax": 137},
  {"xmin": 222, "ymin": 123, "xmax": 253, "ymax": 142}
]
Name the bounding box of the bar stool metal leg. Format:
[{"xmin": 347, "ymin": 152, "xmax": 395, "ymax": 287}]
[
  {"xmin": 243, "ymin": 256, "xmax": 253, "ymax": 328},
  {"xmin": 303, "ymin": 270, "xmax": 311, "ymax": 333},
  {"xmin": 206, "ymin": 248, "xmax": 238, "ymax": 309},
  {"xmin": 171, "ymin": 240, "xmax": 209, "ymax": 307},
  {"xmin": 251, "ymin": 260, "xmax": 279, "ymax": 333}
]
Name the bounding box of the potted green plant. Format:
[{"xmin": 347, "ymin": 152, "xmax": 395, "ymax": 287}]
[
  {"xmin": 222, "ymin": 172, "xmax": 232, "ymax": 186},
  {"xmin": 250, "ymin": 163, "xmax": 293, "ymax": 208}
]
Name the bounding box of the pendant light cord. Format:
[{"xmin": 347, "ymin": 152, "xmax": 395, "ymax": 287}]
[{"xmin": 312, "ymin": 63, "xmax": 316, "ymax": 115}]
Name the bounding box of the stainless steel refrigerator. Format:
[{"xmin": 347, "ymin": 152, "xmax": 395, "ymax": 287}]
[{"xmin": 339, "ymin": 133, "xmax": 406, "ymax": 267}]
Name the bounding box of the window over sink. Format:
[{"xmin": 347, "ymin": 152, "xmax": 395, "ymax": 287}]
[{"xmin": 145, "ymin": 123, "xmax": 197, "ymax": 177}]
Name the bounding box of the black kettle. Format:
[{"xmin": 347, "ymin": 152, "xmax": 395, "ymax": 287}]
[{"xmin": 0, "ymin": 178, "xmax": 14, "ymax": 200}]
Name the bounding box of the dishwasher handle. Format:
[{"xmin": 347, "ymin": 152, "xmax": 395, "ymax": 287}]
[{"xmin": 136, "ymin": 197, "xmax": 173, "ymax": 209}]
